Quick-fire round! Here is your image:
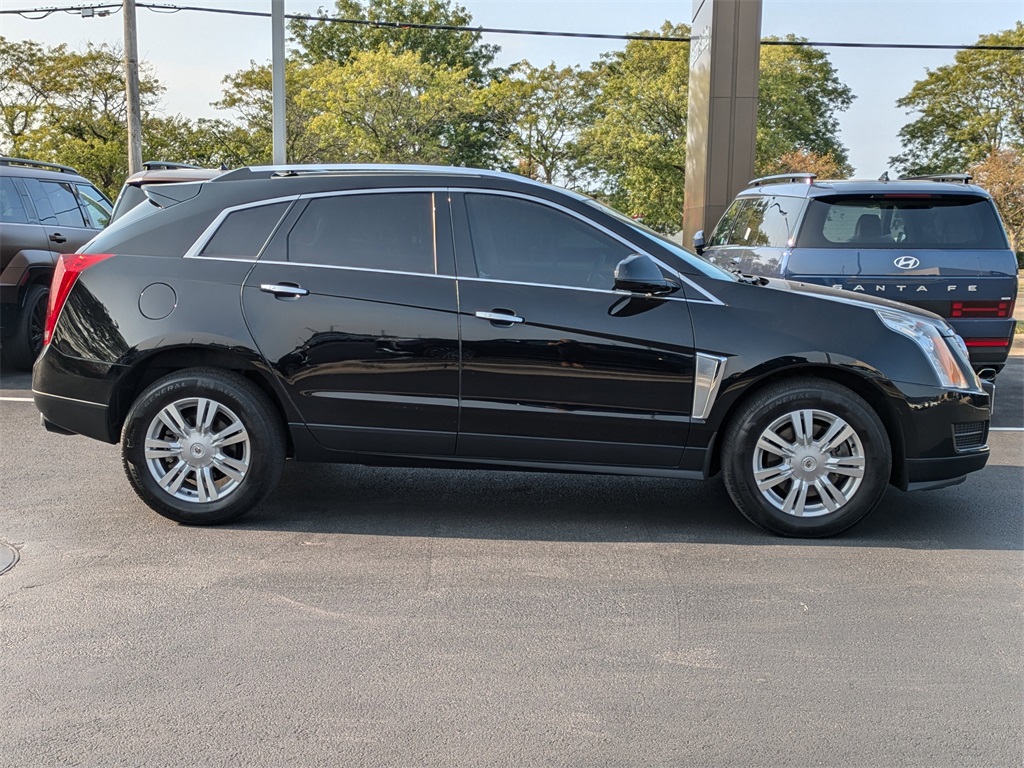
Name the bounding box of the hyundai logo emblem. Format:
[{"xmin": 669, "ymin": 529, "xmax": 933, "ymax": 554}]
[{"xmin": 893, "ymin": 256, "xmax": 920, "ymax": 270}]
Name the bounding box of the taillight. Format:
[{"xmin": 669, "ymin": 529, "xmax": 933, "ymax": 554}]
[
  {"xmin": 963, "ymin": 338, "xmax": 1010, "ymax": 348},
  {"xmin": 44, "ymin": 254, "xmax": 114, "ymax": 345},
  {"xmin": 951, "ymin": 300, "xmax": 1014, "ymax": 318}
]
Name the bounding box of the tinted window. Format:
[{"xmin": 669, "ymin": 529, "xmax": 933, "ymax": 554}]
[
  {"xmin": 465, "ymin": 194, "xmax": 632, "ymax": 287},
  {"xmin": 709, "ymin": 196, "xmax": 794, "ymax": 248},
  {"xmin": 0, "ymin": 176, "xmax": 31, "ymax": 224},
  {"xmin": 796, "ymin": 195, "xmax": 1009, "ymax": 249},
  {"xmin": 25, "ymin": 179, "xmax": 86, "ymax": 227},
  {"xmin": 287, "ymin": 193, "xmax": 435, "ymax": 273},
  {"xmin": 200, "ymin": 202, "xmax": 290, "ymax": 260},
  {"xmin": 75, "ymin": 183, "xmax": 111, "ymax": 228}
]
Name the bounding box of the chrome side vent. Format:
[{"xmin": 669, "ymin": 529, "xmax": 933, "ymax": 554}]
[{"xmin": 692, "ymin": 353, "xmax": 728, "ymax": 420}]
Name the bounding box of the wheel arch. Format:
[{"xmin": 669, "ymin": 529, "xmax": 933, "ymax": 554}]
[
  {"xmin": 108, "ymin": 346, "xmax": 295, "ymax": 457},
  {"xmin": 705, "ymin": 364, "xmax": 906, "ymax": 486}
]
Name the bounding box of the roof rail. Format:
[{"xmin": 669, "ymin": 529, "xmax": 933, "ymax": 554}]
[
  {"xmin": 142, "ymin": 160, "xmax": 203, "ymax": 171},
  {"xmin": 897, "ymin": 173, "xmax": 972, "ymax": 184},
  {"xmin": 214, "ymin": 163, "xmax": 507, "ymax": 183},
  {"xmin": 748, "ymin": 172, "xmax": 817, "ymax": 187},
  {"xmin": 0, "ymin": 156, "xmax": 79, "ymax": 175}
]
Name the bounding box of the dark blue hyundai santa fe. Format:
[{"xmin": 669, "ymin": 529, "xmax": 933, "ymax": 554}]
[
  {"xmin": 32, "ymin": 165, "xmax": 993, "ymax": 537},
  {"xmin": 695, "ymin": 173, "xmax": 1018, "ymax": 374}
]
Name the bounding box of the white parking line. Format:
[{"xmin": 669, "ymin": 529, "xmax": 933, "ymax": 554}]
[
  {"xmin": 0, "ymin": 397, "xmax": 34, "ymax": 402},
  {"xmin": 991, "ymin": 427, "xmax": 1024, "ymax": 432}
]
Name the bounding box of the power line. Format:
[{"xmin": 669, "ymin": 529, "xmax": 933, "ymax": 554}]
[{"xmin": 2, "ymin": 2, "xmax": 1023, "ymax": 51}]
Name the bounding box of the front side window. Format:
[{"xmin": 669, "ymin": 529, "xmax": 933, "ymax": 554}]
[
  {"xmin": 200, "ymin": 202, "xmax": 290, "ymax": 260},
  {"xmin": 25, "ymin": 179, "xmax": 86, "ymax": 227},
  {"xmin": 465, "ymin": 194, "xmax": 633, "ymax": 288},
  {"xmin": 709, "ymin": 196, "xmax": 794, "ymax": 248},
  {"xmin": 797, "ymin": 195, "xmax": 1009, "ymax": 249},
  {"xmin": 287, "ymin": 192, "xmax": 435, "ymax": 273},
  {"xmin": 75, "ymin": 183, "xmax": 112, "ymax": 229}
]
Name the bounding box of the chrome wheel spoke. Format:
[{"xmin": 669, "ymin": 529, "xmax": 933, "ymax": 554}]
[
  {"xmin": 781, "ymin": 479, "xmax": 810, "ymax": 516},
  {"xmin": 825, "ymin": 455, "xmax": 865, "ymax": 478},
  {"xmin": 790, "ymin": 409, "xmax": 814, "ymax": 446},
  {"xmin": 757, "ymin": 430, "xmax": 795, "ymax": 459},
  {"xmin": 196, "ymin": 467, "xmax": 219, "ymax": 503},
  {"xmin": 157, "ymin": 403, "xmax": 190, "ymax": 439},
  {"xmin": 817, "ymin": 418, "xmax": 855, "ymax": 454},
  {"xmin": 755, "ymin": 464, "xmax": 793, "ymax": 491},
  {"xmin": 144, "ymin": 437, "xmax": 180, "ymax": 460},
  {"xmin": 195, "ymin": 398, "xmax": 218, "ymax": 434},
  {"xmin": 158, "ymin": 460, "xmax": 190, "ymax": 494},
  {"xmin": 813, "ymin": 475, "xmax": 847, "ymax": 513},
  {"xmin": 212, "ymin": 421, "xmax": 247, "ymax": 448},
  {"xmin": 212, "ymin": 454, "xmax": 247, "ymax": 483}
]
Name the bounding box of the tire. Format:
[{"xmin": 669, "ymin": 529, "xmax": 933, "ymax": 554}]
[
  {"xmin": 120, "ymin": 368, "xmax": 285, "ymax": 525},
  {"xmin": 721, "ymin": 378, "xmax": 891, "ymax": 537},
  {"xmin": 4, "ymin": 283, "xmax": 49, "ymax": 371}
]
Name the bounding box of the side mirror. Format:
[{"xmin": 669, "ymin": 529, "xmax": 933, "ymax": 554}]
[
  {"xmin": 614, "ymin": 254, "xmax": 679, "ymax": 296},
  {"xmin": 693, "ymin": 229, "xmax": 706, "ymax": 256}
]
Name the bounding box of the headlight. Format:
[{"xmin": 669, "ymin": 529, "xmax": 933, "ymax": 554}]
[{"xmin": 876, "ymin": 308, "xmax": 973, "ymax": 390}]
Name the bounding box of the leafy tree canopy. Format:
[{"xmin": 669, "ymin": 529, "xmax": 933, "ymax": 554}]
[{"xmin": 891, "ymin": 22, "xmax": 1024, "ymax": 175}]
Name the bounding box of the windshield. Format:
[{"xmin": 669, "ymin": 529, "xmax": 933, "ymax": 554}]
[{"xmin": 583, "ymin": 198, "xmax": 738, "ymax": 281}]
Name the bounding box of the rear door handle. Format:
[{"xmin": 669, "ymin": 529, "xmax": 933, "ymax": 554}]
[
  {"xmin": 49, "ymin": 232, "xmax": 67, "ymax": 244},
  {"xmin": 475, "ymin": 310, "xmax": 524, "ymax": 326},
  {"xmin": 260, "ymin": 283, "xmax": 309, "ymax": 299}
]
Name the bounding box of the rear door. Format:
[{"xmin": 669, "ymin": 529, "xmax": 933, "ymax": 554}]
[
  {"xmin": 241, "ymin": 189, "xmax": 460, "ymax": 456},
  {"xmin": 452, "ymin": 191, "xmax": 695, "ymax": 468},
  {"xmin": 21, "ymin": 177, "xmax": 102, "ymax": 252}
]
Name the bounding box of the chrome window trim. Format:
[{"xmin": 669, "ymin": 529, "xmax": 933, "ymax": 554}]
[
  {"xmin": 459, "ymin": 189, "xmax": 723, "ymax": 306},
  {"xmin": 183, "ymin": 194, "xmax": 301, "ymax": 260}
]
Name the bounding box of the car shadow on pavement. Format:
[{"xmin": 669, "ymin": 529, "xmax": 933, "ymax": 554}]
[{"xmin": 233, "ymin": 460, "xmax": 1024, "ymax": 551}]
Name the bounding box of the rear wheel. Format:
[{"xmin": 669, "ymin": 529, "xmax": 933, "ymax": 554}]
[
  {"xmin": 721, "ymin": 378, "xmax": 891, "ymax": 537},
  {"xmin": 121, "ymin": 368, "xmax": 285, "ymax": 525},
  {"xmin": 4, "ymin": 283, "xmax": 49, "ymax": 371}
]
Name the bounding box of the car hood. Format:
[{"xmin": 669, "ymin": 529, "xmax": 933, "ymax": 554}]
[{"xmin": 766, "ymin": 277, "xmax": 948, "ymax": 323}]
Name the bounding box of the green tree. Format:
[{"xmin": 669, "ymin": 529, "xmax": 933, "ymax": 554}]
[
  {"xmin": 487, "ymin": 61, "xmax": 597, "ymax": 186},
  {"xmin": 577, "ymin": 22, "xmax": 691, "ymax": 231},
  {"xmin": 969, "ymin": 148, "xmax": 1024, "ymax": 252},
  {"xmin": 756, "ymin": 37, "xmax": 854, "ymax": 176},
  {"xmin": 891, "ymin": 23, "xmax": 1024, "ymax": 175},
  {"xmin": 298, "ymin": 46, "xmax": 480, "ymax": 164},
  {"xmin": 289, "ymin": 0, "xmax": 498, "ymax": 83}
]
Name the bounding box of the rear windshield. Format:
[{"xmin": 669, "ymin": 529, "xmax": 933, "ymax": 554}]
[{"xmin": 796, "ymin": 195, "xmax": 1008, "ymax": 249}]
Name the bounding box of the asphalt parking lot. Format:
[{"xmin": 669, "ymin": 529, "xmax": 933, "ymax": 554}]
[{"xmin": 1, "ymin": 358, "xmax": 1021, "ymax": 766}]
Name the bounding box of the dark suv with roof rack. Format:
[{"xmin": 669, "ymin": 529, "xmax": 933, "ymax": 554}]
[
  {"xmin": 694, "ymin": 173, "xmax": 1019, "ymax": 375},
  {"xmin": 33, "ymin": 164, "xmax": 993, "ymax": 538},
  {"xmin": 0, "ymin": 156, "xmax": 112, "ymax": 370}
]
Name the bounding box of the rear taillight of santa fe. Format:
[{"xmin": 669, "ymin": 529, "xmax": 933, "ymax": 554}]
[
  {"xmin": 44, "ymin": 254, "xmax": 114, "ymax": 345},
  {"xmin": 950, "ymin": 299, "xmax": 1015, "ymax": 319}
]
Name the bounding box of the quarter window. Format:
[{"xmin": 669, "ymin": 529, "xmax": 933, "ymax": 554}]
[
  {"xmin": 75, "ymin": 183, "xmax": 112, "ymax": 229},
  {"xmin": 200, "ymin": 202, "xmax": 290, "ymax": 260},
  {"xmin": 0, "ymin": 177, "xmax": 31, "ymax": 224},
  {"xmin": 464, "ymin": 194, "xmax": 633, "ymax": 288},
  {"xmin": 287, "ymin": 193, "xmax": 436, "ymax": 273}
]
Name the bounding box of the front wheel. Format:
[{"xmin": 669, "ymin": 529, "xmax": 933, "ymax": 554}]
[
  {"xmin": 121, "ymin": 368, "xmax": 285, "ymax": 525},
  {"xmin": 721, "ymin": 378, "xmax": 891, "ymax": 537}
]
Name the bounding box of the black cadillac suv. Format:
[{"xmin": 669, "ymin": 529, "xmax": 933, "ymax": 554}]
[{"xmin": 32, "ymin": 165, "xmax": 993, "ymax": 537}]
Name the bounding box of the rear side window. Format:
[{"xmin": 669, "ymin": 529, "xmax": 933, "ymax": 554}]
[
  {"xmin": 796, "ymin": 195, "xmax": 1009, "ymax": 249},
  {"xmin": 287, "ymin": 193, "xmax": 435, "ymax": 273},
  {"xmin": 0, "ymin": 176, "xmax": 31, "ymax": 224},
  {"xmin": 709, "ymin": 196, "xmax": 795, "ymax": 248},
  {"xmin": 25, "ymin": 179, "xmax": 86, "ymax": 227},
  {"xmin": 200, "ymin": 202, "xmax": 290, "ymax": 260}
]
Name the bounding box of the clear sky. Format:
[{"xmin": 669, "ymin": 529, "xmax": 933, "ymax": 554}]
[{"xmin": 1, "ymin": 0, "xmax": 1021, "ymax": 175}]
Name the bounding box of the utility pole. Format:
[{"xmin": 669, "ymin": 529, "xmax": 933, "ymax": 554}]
[
  {"xmin": 271, "ymin": 0, "xmax": 286, "ymax": 164},
  {"xmin": 123, "ymin": 0, "xmax": 143, "ymax": 175}
]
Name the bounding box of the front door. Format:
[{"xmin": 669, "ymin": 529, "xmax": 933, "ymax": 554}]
[{"xmin": 451, "ymin": 191, "xmax": 695, "ymax": 468}]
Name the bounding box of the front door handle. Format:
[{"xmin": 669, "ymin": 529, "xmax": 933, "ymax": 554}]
[
  {"xmin": 49, "ymin": 232, "xmax": 67, "ymax": 244},
  {"xmin": 475, "ymin": 310, "xmax": 524, "ymax": 326},
  {"xmin": 260, "ymin": 283, "xmax": 309, "ymax": 299}
]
